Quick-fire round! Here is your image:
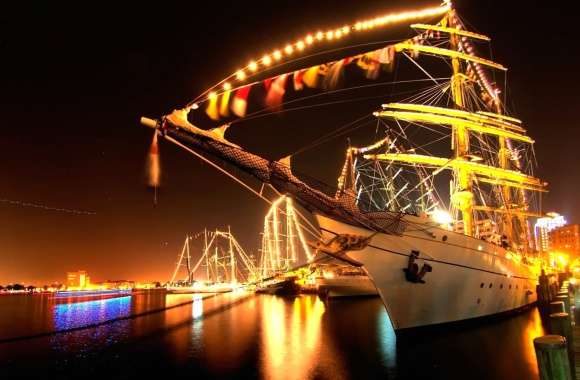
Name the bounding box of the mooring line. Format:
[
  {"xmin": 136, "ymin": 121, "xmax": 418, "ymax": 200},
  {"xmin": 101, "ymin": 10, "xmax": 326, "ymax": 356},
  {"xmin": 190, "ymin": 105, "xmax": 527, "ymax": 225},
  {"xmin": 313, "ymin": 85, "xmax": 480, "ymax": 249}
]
[{"xmin": 0, "ymin": 292, "xmax": 255, "ymax": 344}]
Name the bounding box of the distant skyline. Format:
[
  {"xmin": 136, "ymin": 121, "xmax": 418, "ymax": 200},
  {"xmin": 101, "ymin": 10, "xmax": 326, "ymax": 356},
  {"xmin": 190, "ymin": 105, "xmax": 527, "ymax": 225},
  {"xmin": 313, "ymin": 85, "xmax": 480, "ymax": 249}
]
[{"xmin": 1, "ymin": 1, "xmax": 579, "ymax": 284}]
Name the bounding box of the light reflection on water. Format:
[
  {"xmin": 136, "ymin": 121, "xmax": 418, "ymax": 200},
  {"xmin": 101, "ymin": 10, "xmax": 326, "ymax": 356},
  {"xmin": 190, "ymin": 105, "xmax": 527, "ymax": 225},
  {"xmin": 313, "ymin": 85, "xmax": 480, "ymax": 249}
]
[
  {"xmin": 261, "ymin": 296, "xmax": 326, "ymax": 380},
  {"xmin": 50, "ymin": 296, "xmax": 132, "ymax": 353},
  {"xmin": 0, "ymin": 292, "xmax": 547, "ymax": 379},
  {"xmin": 53, "ymin": 296, "xmax": 132, "ymax": 330},
  {"xmin": 377, "ymin": 309, "xmax": 397, "ymax": 372},
  {"xmin": 520, "ymin": 308, "xmax": 545, "ymax": 379}
]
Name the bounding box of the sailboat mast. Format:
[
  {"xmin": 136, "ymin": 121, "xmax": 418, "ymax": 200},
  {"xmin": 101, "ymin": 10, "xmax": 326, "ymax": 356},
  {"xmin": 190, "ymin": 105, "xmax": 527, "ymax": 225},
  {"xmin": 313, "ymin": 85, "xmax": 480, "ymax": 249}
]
[
  {"xmin": 447, "ymin": 10, "xmax": 474, "ymax": 237},
  {"xmin": 204, "ymin": 228, "xmax": 210, "ymax": 282},
  {"xmin": 185, "ymin": 235, "xmax": 192, "ymax": 283},
  {"xmin": 228, "ymin": 226, "xmax": 236, "ymax": 284}
]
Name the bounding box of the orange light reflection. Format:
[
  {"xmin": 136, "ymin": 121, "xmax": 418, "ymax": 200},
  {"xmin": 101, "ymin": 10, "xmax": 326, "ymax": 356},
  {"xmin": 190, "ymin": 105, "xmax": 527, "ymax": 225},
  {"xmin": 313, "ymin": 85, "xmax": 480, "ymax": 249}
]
[{"xmin": 261, "ymin": 296, "xmax": 325, "ymax": 380}]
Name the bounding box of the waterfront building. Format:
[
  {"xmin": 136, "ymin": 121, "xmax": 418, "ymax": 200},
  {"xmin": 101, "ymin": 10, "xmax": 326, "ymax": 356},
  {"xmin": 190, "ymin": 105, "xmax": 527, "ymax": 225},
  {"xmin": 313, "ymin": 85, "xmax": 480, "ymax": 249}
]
[
  {"xmin": 66, "ymin": 270, "xmax": 90, "ymax": 289},
  {"xmin": 550, "ymin": 224, "xmax": 580, "ymax": 257},
  {"xmin": 101, "ymin": 280, "xmax": 135, "ymax": 290},
  {"xmin": 534, "ymin": 212, "xmax": 567, "ymax": 252}
]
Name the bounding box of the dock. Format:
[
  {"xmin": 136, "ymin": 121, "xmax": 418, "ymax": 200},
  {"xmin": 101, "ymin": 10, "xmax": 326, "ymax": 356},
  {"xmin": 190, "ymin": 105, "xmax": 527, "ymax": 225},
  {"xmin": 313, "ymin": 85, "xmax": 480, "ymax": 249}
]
[
  {"xmin": 535, "ymin": 276, "xmax": 580, "ymax": 379},
  {"xmin": 573, "ymin": 286, "xmax": 580, "ymax": 379}
]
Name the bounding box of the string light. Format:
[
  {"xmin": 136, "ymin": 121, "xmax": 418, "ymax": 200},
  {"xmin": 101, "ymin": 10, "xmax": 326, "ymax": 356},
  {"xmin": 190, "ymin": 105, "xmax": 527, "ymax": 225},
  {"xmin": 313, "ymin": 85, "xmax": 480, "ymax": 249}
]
[
  {"xmin": 223, "ymin": 82, "xmax": 231, "ymax": 90},
  {"xmin": 262, "ymin": 54, "xmax": 272, "ymax": 66},
  {"xmin": 195, "ymin": 3, "xmax": 451, "ymax": 103}
]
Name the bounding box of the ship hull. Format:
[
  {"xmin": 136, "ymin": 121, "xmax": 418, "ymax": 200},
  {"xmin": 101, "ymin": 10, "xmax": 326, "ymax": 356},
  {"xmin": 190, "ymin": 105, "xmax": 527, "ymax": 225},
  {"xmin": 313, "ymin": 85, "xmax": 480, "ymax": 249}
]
[
  {"xmin": 315, "ymin": 213, "xmax": 538, "ymax": 330},
  {"xmin": 317, "ymin": 276, "xmax": 379, "ymax": 298}
]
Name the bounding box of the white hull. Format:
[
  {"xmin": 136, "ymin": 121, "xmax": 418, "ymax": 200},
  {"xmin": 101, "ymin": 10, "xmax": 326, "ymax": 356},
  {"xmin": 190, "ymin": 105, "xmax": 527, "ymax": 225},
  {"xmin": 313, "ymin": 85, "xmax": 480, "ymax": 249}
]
[
  {"xmin": 317, "ymin": 275, "xmax": 379, "ymax": 297},
  {"xmin": 315, "ymin": 213, "xmax": 538, "ymax": 330}
]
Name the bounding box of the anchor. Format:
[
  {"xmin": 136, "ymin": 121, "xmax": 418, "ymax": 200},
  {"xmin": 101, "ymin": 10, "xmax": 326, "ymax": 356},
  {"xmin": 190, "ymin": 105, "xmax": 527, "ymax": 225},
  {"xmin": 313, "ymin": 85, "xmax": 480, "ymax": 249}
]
[{"xmin": 403, "ymin": 250, "xmax": 432, "ymax": 283}]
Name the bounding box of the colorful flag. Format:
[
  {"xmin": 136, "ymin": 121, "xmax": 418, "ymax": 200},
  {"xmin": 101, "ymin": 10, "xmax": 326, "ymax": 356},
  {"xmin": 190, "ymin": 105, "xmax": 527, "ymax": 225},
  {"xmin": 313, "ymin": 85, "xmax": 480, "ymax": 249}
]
[
  {"xmin": 219, "ymin": 90, "xmax": 231, "ymax": 117},
  {"xmin": 206, "ymin": 94, "xmax": 220, "ymax": 120},
  {"xmin": 378, "ymin": 45, "xmax": 395, "ymax": 72},
  {"xmin": 378, "ymin": 45, "xmax": 395, "ymax": 64},
  {"xmin": 366, "ymin": 51, "xmax": 381, "ymax": 80},
  {"xmin": 265, "ymin": 74, "xmax": 288, "ymax": 109},
  {"xmin": 293, "ymin": 69, "xmax": 305, "ymax": 91},
  {"xmin": 323, "ymin": 60, "xmax": 344, "ymax": 90},
  {"xmin": 302, "ymin": 66, "xmax": 320, "ymax": 88},
  {"xmin": 147, "ymin": 132, "xmax": 160, "ymax": 187},
  {"xmin": 263, "ymin": 77, "xmax": 273, "ymax": 92},
  {"xmin": 357, "ymin": 53, "xmax": 380, "ymax": 80},
  {"xmin": 410, "ymin": 36, "xmax": 420, "ymax": 58},
  {"xmin": 231, "ymin": 85, "xmax": 251, "ymax": 117}
]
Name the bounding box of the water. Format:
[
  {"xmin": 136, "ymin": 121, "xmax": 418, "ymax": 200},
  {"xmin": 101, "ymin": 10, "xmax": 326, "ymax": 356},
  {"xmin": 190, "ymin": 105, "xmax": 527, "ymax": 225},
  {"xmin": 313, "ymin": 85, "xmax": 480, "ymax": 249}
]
[{"xmin": 0, "ymin": 291, "xmax": 545, "ymax": 379}]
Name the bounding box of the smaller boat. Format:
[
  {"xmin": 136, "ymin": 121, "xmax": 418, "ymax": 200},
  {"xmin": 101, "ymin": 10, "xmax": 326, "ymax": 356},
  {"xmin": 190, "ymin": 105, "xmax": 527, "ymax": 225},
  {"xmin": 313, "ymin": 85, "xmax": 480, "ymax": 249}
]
[
  {"xmin": 167, "ymin": 229, "xmax": 258, "ymax": 294},
  {"xmin": 256, "ymin": 277, "xmax": 301, "ymax": 296},
  {"xmin": 166, "ymin": 281, "xmax": 238, "ymax": 294},
  {"xmin": 313, "ymin": 265, "xmax": 379, "ymax": 298}
]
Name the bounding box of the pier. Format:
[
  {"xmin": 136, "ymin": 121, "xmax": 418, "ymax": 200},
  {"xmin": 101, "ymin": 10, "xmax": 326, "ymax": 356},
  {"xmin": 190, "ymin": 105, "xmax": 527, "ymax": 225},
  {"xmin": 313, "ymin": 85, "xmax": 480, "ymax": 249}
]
[{"xmin": 535, "ymin": 275, "xmax": 580, "ymax": 379}]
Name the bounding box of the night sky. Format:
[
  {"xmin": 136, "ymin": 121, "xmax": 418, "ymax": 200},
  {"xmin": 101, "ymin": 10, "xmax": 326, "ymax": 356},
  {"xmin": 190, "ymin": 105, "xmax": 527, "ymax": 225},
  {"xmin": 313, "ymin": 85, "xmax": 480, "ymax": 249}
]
[{"xmin": 1, "ymin": 1, "xmax": 578, "ymax": 285}]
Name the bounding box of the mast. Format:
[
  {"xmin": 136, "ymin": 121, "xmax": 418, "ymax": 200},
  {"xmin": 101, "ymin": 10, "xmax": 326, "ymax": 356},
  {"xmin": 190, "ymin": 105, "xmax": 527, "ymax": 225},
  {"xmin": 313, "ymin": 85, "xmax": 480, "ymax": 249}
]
[
  {"xmin": 204, "ymin": 228, "xmax": 210, "ymax": 282},
  {"xmin": 372, "ymin": 8, "xmax": 547, "ymax": 246},
  {"xmin": 141, "ymin": 6, "xmax": 546, "ymax": 249},
  {"xmin": 447, "ymin": 10, "xmax": 474, "ymax": 237},
  {"xmin": 185, "ymin": 235, "xmax": 192, "ymax": 283},
  {"xmin": 228, "ymin": 226, "xmax": 236, "ymax": 284}
]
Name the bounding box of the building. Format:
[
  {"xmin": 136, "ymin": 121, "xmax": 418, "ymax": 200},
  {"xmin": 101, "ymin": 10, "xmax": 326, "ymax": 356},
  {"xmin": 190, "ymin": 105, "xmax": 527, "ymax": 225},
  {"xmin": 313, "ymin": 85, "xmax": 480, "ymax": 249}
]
[
  {"xmin": 550, "ymin": 224, "xmax": 580, "ymax": 257},
  {"xmin": 66, "ymin": 270, "xmax": 90, "ymax": 289},
  {"xmin": 534, "ymin": 212, "xmax": 567, "ymax": 252},
  {"xmin": 95, "ymin": 280, "xmax": 135, "ymax": 290}
]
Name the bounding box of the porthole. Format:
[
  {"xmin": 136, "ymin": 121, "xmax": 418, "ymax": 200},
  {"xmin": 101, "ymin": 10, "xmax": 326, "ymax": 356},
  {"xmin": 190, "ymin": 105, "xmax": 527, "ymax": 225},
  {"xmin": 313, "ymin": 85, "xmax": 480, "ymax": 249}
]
[
  {"xmin": 489, "ymin": 283, "xmax": 493, "ymax": 289},
  {"xmin": 442, "ymin": 235, "xmax": 448, "ymax": 242},
  {"xmin": 480, "ymin": 283, "xmax": 484, "ymax": 288}
]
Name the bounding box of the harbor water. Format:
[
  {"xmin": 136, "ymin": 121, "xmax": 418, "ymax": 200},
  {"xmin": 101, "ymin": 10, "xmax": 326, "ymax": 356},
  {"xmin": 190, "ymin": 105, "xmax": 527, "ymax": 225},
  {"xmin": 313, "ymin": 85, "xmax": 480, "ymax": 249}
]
[{"xmin": 0, "ymin": 291, "xmax": 544, "ymax": 379}]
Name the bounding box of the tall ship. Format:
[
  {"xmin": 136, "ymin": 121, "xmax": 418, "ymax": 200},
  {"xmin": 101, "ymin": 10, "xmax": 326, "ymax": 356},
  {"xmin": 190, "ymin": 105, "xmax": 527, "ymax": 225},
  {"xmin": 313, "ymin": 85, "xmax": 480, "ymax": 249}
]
[
  {"xmin": 141, "ymin": 2, "xmax": 546, "ymax": 330},
  {"xmin": 166, "ymin": 228, "xmax": 258, "ymax": 293}
]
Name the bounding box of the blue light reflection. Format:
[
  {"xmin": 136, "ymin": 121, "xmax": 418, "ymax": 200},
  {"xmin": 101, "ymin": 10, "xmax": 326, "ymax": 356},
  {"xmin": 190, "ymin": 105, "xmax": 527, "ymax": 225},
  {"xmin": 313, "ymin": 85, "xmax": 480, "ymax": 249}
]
[
  {"xmin": 377, "ymin": 309, "xmax": 397, "ymax": 372},
  {"xmin": 53, "ymin": 296, "xmax": 132, "ymax": 330}
]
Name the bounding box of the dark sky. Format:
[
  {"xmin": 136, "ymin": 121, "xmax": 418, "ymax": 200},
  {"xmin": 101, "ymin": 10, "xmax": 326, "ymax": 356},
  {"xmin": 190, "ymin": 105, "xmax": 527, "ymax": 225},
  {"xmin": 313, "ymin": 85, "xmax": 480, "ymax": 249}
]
[{"xmin": 1, "ymin": 1, "xmax": 578, "ymax": 285}]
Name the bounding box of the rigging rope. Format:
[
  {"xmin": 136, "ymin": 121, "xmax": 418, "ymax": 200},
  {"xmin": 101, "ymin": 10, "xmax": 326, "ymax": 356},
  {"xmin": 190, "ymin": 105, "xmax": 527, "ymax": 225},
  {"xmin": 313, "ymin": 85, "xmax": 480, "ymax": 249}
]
[
  {"xmin": 0, "ymin": 198, "xmax": 95, "ymax": 215},
  {"xmin": 164, "ymin": 135, "xmax": 321, "ymax": 239}
]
